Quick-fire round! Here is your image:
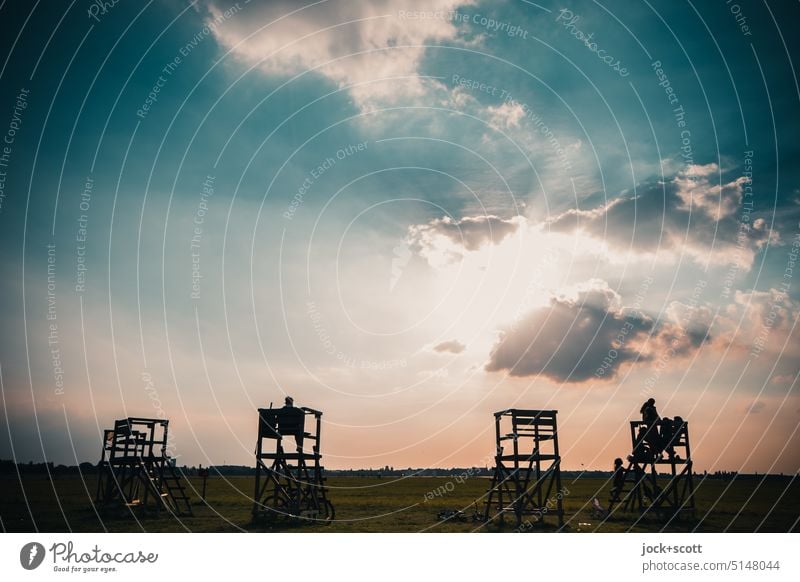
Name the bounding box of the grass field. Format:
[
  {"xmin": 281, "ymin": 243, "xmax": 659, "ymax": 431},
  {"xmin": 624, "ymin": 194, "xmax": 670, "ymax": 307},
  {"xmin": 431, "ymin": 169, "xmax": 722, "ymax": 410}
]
[{"xmin": 2, "ymin": 474, "xmax": 798, "ymax": 533}]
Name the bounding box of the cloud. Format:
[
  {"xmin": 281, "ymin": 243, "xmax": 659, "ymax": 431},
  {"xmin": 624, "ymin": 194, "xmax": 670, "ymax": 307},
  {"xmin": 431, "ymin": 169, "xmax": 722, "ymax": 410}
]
[
  {"xmin": 659, "ymin": 302, "xmax": 714, "ymax": 356},
  {"xmin": 432, "ymin": 339, "xmax": 466, "ymax": 353},
  {"xmin": 771, "ymin": 374, "xmax": 795, "ymax": 384},
  {"xmin": 485, "ymin": 279, "xmax": 710, "ymax": 383},
  {"xmin": 547, "ymin": 164, "xmax": 776, "ymax": 269},
  {"xmin": 408, "ymin": 214, "xmax": 522, "ymax": 267},
  {"xmin": 683, "ymin": 162, "xmax": 718, "ymax": 178},
  {"xmin": 674, "ymin": 164, "xmax": 745, "ymax": 221},
  {"xmin": 712, "ymin": 288, "xmax": 800, "ymax": 357},
  {"xmin": 199, "ymin": 0, "xmax": 473, "ymax": 112},
  {"xmin": 745, "ymin": 401, "xmax": 765, "ymax": 414},
  {"xmin": 731, "ymin": 288, "xmax": 798, "ymax": 333},
  {"xmin": 486, "ymin": 101, "xmax": 525, "ymax": 129}
]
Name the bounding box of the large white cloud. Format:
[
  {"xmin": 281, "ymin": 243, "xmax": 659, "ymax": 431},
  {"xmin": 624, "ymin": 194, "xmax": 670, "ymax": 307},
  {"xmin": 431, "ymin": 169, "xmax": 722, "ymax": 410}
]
[{"xmin": 199, "ymin": 0, "xmax": 473, "ymax": 111}]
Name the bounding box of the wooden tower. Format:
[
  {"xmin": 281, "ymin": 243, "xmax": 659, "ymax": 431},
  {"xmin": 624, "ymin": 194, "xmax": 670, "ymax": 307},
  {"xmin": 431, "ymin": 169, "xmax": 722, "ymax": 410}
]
[
  {"xmin": 483, "ymin": 409, "xmax": 564, "ymax": 527},
  {"xmin": 252, "ymin": 405, "xmax": 334, "ymax": 523},
  {"xmin": 608, "ymin": 417, "xmax": 695, "ymax": 520},
  {"xmin": 95, "ymin": 417, "xmax": 192, "ymax": 516}
]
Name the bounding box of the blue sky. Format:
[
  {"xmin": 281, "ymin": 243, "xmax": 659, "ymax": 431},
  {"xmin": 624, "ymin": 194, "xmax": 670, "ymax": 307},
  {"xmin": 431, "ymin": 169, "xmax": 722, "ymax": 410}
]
[{"xmin": 0, "ymin": 0, "xmax": 798, "ymax": 472}]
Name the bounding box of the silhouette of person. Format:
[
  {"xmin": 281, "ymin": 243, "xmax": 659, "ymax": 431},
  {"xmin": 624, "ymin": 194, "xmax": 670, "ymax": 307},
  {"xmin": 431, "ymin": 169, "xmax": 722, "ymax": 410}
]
[
  {"xmin": 279, "ymin": 396, "xmax": 306, "ymax": 452},
  {"xmin": 659, "ymin": 417, "xmax": 675, "ymax": 456},
  {"xmin": 640, "ymin": 398, "xmax": 661, "ymax": 453},
  {"xmin": 610, "ymin": 457, "xmax": 626, "ymax": 500},
  {"xmin": 630, "ymin": 426, "xmax": 653, "ymax": 463},
  {"xmin": 667, "ymin": 416, "xmax": 685, "ymax": 458},
  {"xmin": 640, "ymin": 398, "xmax": 660, "ymax": 425}
]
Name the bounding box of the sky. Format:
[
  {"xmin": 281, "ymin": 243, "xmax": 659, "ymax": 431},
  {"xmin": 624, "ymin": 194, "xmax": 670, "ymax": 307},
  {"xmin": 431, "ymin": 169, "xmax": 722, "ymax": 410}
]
[{"xmin": 0, "ymin": 0, "xmax": 798, "ymax": 473}]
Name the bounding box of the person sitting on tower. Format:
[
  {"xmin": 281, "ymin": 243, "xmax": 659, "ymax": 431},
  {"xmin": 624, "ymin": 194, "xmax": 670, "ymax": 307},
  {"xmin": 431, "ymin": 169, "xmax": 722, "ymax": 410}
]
[
  {"xmin": 278, "ymin": 396, "xmax": 306, "ymax": 452},
  {"xmin": 666, "ymin": 416, "xmax": 685, "ymax": 459},
  {"xmin": 629, "ymin": 425, "xmax": 653, "ymax": 463},
  {"xmin": 659, "ymin": 417, "xmax": 675, "ymax": 457}
]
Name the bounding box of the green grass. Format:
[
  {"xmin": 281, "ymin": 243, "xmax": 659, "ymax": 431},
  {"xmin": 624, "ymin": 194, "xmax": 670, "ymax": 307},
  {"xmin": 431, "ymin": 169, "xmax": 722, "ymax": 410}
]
[{"xmin": 1, "ymin": 474, "xmax": 797, "ymax": 533}]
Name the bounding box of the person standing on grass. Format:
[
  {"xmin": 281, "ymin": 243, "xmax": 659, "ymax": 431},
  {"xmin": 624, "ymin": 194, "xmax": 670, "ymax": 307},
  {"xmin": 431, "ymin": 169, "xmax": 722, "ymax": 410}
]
[{"xmin": 610, "ymin": 457, "xmax": 626, "ymax": 501}]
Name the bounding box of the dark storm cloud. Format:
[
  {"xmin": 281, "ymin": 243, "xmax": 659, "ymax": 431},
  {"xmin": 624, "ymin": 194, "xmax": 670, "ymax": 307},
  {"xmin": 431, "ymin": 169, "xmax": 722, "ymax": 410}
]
[{"xmin": 485, "ymin": 281, "xmax": 710, "ymax": 383}]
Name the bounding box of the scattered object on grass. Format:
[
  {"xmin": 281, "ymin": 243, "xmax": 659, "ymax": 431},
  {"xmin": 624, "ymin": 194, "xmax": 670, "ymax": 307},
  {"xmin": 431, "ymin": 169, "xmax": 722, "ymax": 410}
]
[
  {"xmin": 437, "ymin": 509, "xmax": 467, "ymax": 522},
  {"xmin": 591, "ymin": 497, "xmax": 608, "ymax": 518}
]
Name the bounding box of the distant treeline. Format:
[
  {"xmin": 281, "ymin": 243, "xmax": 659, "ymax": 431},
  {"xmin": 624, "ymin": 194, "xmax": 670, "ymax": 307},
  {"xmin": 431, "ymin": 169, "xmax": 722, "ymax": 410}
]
[{"xmin": 0, "ymin": 460, "xmax": 794, "ymax": 480}]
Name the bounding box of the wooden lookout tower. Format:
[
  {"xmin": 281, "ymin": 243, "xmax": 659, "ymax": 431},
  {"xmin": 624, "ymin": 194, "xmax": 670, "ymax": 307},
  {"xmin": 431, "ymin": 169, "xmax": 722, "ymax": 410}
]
[
  {"xmin": 95, "ymin": 417, "xmax": 192, "ymax": 516},
  {"xmin": 608, "ymin": 416, "xmax": 695, "ymax": 520},
  {"xmin": 252, "ymin": 404, "xmax": 334, "ymax": 523},
  {"xmin": 483, "ymin": 409, "xmax": 564, "ymax": 527}
]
